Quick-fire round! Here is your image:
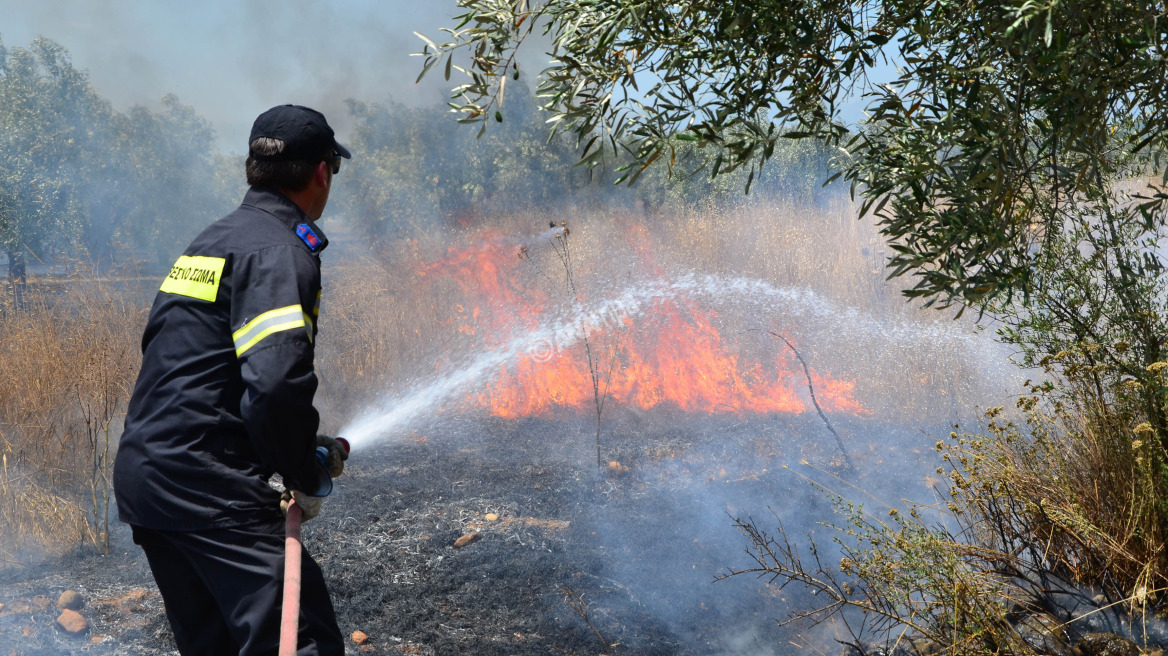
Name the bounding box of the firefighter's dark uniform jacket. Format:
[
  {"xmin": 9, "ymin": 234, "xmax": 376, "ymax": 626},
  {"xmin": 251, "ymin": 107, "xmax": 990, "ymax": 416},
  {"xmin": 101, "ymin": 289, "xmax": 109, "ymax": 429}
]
[{"xmin": 114, "ymin": 186, "xmax": 331, "ymax": 531}]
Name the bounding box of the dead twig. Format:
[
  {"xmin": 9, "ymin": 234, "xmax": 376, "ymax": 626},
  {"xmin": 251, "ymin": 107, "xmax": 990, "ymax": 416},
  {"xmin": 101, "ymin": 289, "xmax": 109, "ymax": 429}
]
[
  {"xmin": 767, "ymin": 331, "xmax": 854, "ymax": 472},
  {"xmin": 561, "ymin": 584, "xmax": 612, "ymax": 651}
]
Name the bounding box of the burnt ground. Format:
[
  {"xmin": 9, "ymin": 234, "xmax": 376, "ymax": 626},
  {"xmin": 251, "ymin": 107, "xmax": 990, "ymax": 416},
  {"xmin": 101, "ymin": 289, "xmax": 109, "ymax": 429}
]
[{"xmin": 0, "ymin": 412, "xmax": 947, "ymax": 656}]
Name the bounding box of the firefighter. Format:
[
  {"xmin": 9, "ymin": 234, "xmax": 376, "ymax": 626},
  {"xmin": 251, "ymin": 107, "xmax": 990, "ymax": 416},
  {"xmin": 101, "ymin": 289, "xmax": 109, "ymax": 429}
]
[{"xmin": 113, "ymin": 104, "xmax": 351, "ymax": 656}]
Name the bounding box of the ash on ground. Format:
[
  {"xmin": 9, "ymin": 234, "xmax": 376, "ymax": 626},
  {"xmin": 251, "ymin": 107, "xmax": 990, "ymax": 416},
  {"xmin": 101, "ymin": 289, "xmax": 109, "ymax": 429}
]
[{"xmin": 0, "ymin": 412, "xmax": 946, "ymax": 655}]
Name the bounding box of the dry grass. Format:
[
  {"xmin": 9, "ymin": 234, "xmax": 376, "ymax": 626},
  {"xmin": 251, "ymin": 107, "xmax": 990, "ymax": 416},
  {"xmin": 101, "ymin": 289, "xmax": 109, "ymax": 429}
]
[
  {"xmin": 0, "ymin": 194, "xmax": 1006, "ymax": 564},
  {"xmin": 951, "ymin": 397, "xmax": 1168, "ymax": 608},
  {"xmin": 0, "ymin": 277, "xmax": 146, "ymax": 565},
  {"xmin": 315, "ymin": 248, "xmax": 456, "ymax": 426},
  {"xmin": 318, "ymin": 195, "xmax": 1003, "ymax": 426}
]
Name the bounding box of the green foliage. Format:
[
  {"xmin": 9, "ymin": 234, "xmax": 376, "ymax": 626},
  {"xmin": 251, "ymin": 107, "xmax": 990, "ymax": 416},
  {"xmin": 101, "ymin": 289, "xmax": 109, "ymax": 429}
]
[
  {"xmin": 110, "ymin": 95, "xmax": 239, "ymax": 270},
  {"xmin": 0, "ymin": 37, "xmax": 101, "ymax": 274},
  {"xmin": 420, "ymin": 0, "xmax": 1168, "ymax": 309},
  {"xmin": 0, "ymin": 37, "xmax": 235, "ymax": 276},
  {"xmin": 338, "ymin": 84, "xmax": 831, "ymax": 244}
]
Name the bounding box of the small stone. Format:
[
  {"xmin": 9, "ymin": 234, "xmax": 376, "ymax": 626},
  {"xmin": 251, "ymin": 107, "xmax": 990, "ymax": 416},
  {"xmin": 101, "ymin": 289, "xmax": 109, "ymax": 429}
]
[
  {"xmin": 22, "ymin": 624, "xmax": 35, "ymax": 637},
  {"xmin": 57, "ymin": 590, "xmax": 83, "ymax": 611},
  {"xmin": 56, "ymin": 609, "xmax": 88, "ymax": 635},
  {"xmin": 352, "ymin": 630, "xmax": 369, "ymax": 645},
  {"xmin": 1016, "ymin": 612, "xmax": 1072, "ymax": 656},
  {"xmin": 484, "ymin": 513, "xmax": 499, "ymax": 522},
  {"xmin": 453, "ymin": 532, "xmax": 481, "ymax": 549},
  {"xmin": 1078, "ymin": 632, "xmax": 1139, "ymax": 656}
]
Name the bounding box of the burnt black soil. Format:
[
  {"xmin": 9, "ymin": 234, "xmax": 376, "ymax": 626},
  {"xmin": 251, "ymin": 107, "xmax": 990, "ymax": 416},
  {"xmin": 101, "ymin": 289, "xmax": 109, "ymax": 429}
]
[{"xmin": 0, "ymin": 412, "xmax": 944, "ymax": 655}]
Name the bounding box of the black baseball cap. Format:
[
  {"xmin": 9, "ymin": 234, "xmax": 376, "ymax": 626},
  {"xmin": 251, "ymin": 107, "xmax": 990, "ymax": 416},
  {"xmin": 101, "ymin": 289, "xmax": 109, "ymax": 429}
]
[{"xmin": 248, "ymin": 104, "xmax": 351, "ymax": 161}]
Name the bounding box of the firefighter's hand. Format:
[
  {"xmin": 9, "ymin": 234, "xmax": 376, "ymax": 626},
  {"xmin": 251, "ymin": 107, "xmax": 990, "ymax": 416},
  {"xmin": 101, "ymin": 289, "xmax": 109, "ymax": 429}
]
[
  {"xmin": 280, "ymin": 490, "xmax": 323, "ymax": 522},
  {"xmin": 315, "ymin": 434, "xmax": 348, "ymax": 478}
]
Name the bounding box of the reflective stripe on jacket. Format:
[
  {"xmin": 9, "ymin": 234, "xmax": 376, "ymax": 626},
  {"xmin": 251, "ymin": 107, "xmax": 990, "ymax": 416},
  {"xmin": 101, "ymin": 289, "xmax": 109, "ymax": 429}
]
[{"xmin": 114, "ymin": 187, "xmax": 331, "ymax": 530}]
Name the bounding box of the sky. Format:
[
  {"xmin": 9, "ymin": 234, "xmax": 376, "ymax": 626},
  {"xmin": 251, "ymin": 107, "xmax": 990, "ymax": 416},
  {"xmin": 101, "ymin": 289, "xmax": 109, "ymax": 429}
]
[{"xmin": 0, "ymin": 0, "xmax": 483, "ymax": 154}]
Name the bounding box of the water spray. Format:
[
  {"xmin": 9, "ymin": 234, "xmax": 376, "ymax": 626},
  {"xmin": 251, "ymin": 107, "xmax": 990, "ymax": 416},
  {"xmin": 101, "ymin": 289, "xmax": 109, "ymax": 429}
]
[{"xmin": 338, "ymin": 272, "xmax": 1006, "ymax": 450}]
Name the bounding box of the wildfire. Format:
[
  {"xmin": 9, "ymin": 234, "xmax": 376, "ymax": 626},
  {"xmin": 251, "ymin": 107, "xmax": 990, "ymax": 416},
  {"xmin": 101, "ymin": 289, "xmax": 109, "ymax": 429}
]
[
  {"xmin": 420, "ymin": 228, "xmax": 867, "ymax": 419},
  {"xmin": 419, "ymin": 230, "xmax": 546, "ymax": 334}
]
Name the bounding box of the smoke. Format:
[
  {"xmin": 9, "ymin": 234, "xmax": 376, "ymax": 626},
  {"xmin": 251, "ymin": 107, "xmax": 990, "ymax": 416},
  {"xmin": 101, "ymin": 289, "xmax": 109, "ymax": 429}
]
[
  {"xmin": 0, "ymin": 0, "xmax": 472, "ymax": 152},
  {"xmin": 340, "ymin": 267, "xmax": 1016, "ymax": 450},
  {"xmin": 322, "ymin": 205, "xmax": 1024, "ymax": 652}
]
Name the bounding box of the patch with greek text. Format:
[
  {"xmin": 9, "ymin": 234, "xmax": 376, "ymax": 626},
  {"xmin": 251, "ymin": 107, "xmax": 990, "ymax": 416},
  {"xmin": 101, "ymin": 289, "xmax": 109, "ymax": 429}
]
[{"xmin": 159, "ymin": 255, "xmax": 226, "ymax": 302}]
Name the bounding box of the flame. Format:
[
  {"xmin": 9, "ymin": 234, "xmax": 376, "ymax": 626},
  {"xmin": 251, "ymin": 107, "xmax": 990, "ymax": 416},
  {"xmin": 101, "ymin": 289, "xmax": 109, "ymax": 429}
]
[
  {"xmin": 478, "ymin": 297, "xmax": 865, "ymax": 418},
  {"xmin": 422, "ymin": 228, "xmax": 867, "ymax": 419},
  {"xmin": 419, "ymin": 230, "xmax": 546, "ymax": 334}
]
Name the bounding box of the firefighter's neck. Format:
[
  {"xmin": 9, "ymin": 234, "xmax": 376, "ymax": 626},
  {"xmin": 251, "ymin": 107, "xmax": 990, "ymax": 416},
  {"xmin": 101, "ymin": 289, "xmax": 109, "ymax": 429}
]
[{"xmin": 279, "ymin": 162, "xmax": 332, "ymax": 222}]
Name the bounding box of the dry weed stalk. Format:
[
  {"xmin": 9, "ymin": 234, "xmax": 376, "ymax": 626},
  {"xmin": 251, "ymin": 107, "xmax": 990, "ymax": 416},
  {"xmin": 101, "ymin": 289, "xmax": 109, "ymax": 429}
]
[
  {"xmin": 548, "ymin": 223, "xmax": 616, "ymax": 469},
  {"xmin": 767, "ymin": 330, "xmax": 854, "ymax": 472},
  {"xmin": 0, "ymin": 276, "xmax": 144, "ymax": 564},
  {"xmin": 560, "ymin": 584, "xmax": 614, "ymax": 652}
]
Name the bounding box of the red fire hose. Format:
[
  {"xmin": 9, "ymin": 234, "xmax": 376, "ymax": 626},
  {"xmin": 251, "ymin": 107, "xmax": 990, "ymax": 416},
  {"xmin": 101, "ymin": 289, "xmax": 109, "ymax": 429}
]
[
  {"xmin": 279, "ymin": 437, "xmax": 349, "ymax": 656},
  {"xmin": 279, "ymin": 499, "xmax": 304, "ymax": 656}
]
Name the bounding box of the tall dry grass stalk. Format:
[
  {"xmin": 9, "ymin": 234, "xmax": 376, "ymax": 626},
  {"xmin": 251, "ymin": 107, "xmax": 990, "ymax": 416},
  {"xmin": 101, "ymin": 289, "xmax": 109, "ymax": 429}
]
[
  {"xmin": 0, "ymin": 194, "xmax": 1001, "ymax": 564},
  {"xmin": 0, "ymin": 276, "xmax": 145, "ymax": 565},
  {"xmin": 950, "ymin": 396, "xmax": 1168, "ymax": 608},
  {"xmin": 319, "ymin": 195, "xmax": 998, "ymax": 426}
]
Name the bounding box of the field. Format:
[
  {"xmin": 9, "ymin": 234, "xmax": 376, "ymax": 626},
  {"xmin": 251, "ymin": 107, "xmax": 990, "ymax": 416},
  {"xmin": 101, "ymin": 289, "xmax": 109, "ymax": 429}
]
[{"xmin": 0, "ymin": 194, "xmax": 1018, "ymax": 654}]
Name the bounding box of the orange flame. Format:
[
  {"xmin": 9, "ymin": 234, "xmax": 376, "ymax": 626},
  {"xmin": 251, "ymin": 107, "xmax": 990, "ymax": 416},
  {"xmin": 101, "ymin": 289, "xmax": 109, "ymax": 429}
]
[
  {"xmin": 422, "ymin": 229, "xmax": 867, "ymax": 418},
  {"xmin": 477, "ymin": 297, "xmax": 865, "ymax": 418},
  {"xmin": 419, "ymin": 230, "xmax": 546, "ymax": 334}
]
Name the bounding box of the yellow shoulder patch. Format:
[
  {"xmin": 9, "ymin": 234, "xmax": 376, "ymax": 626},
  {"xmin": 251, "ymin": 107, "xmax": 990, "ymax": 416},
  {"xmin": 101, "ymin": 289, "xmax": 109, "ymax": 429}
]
[{"xmin": 160, "ymin": 255, "xmax": 226, "ymax": 302}]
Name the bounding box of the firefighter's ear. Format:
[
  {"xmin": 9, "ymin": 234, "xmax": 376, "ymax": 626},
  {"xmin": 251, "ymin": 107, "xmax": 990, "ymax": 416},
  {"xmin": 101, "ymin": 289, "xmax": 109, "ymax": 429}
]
[{"xmin": 313, "ymin": 160, "xmax": 331, "ymax": 189}]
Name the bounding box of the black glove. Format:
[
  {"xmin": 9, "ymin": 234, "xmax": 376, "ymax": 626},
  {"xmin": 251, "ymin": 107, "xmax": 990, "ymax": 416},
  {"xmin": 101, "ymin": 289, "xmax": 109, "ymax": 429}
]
[{"xmin": 315, "ymin": 434, "xmax": 348, "ymax": 478}]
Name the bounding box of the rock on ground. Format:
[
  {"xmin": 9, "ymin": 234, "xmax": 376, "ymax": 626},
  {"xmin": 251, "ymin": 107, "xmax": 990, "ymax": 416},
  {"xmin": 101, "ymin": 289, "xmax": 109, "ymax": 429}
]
[
  {"xmin": 57, "ymin": 589, "xmax": 84, "ymax": 610},
  {"xmin": 56, "ymin": 608, "xmax": 88, "ymax": 635}
]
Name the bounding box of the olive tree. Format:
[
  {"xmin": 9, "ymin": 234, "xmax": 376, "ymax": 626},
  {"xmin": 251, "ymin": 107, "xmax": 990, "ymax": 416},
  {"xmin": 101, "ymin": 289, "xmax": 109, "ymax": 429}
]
[
  {"xmin": 0, "ymin": 37, "xmax": 100, "ymax": 292},
  {"xmin": 418, "ymin": 0, "xmax": 1168, "ymax": 310}
]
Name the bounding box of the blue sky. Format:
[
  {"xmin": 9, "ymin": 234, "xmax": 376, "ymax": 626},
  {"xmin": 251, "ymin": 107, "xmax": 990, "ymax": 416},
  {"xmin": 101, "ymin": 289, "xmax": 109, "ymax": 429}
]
[{"xmin": 0, "ymin": 0, "xmax": 470, "ymax": 153}]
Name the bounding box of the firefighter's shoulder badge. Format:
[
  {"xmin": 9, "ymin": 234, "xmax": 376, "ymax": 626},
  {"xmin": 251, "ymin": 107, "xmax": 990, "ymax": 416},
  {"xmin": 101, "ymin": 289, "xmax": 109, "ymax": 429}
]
[{"xmin": 295, "ymin": 224, "xmax": 323, "ymax": 252}]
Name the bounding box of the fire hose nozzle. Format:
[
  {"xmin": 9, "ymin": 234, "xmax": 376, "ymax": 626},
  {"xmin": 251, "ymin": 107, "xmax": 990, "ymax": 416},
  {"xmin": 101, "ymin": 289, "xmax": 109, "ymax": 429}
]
[{"xmin": 313, "ymin": 437, "xmax": 351, "ymax": 492}]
